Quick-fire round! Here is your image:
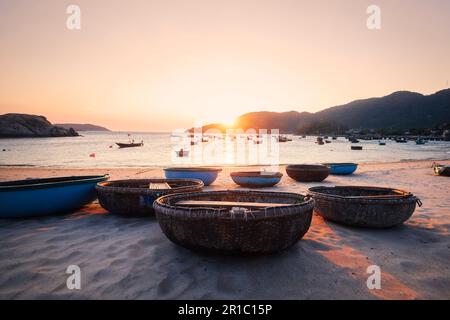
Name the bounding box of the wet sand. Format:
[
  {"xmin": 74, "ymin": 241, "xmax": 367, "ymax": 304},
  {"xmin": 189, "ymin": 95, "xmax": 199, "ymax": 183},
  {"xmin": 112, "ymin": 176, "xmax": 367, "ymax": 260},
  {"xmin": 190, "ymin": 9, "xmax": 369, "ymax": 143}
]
[{"xmin": 0, "ymin": 160, "xmax": 449, "ymax": 299}]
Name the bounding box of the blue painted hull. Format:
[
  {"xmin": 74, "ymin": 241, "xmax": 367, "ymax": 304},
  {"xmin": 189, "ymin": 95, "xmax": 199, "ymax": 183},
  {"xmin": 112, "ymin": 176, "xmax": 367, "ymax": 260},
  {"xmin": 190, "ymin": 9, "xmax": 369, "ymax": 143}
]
[
  {"xmin": 164, "ymin": 168, "xmax": 220, "ymax": 186},
  {"xmin": 0, "ymin": 175, "xmax": 108, "ymax": 218},
  {"xmin": 325, "ymin": 163, "xmax": 358, "ymax": 175},
  {"xmin": 231, "ymin": 176, "xmax": 281, "ymax": 187}
]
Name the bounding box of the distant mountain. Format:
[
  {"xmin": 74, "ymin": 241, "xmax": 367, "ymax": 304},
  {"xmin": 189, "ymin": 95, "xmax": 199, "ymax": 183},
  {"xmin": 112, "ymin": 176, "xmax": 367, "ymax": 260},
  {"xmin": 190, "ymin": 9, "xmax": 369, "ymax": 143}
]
[
  {"xmin": 0, "ymin": 114, "xmax": 79, "ymax": 138},
  {"xmin": 55, "ymin": 123, "xmax": 110, "ymax": 131},
  {"xmin": 192, "ymin": 89, "xmax": 450, "ymax": 133}
]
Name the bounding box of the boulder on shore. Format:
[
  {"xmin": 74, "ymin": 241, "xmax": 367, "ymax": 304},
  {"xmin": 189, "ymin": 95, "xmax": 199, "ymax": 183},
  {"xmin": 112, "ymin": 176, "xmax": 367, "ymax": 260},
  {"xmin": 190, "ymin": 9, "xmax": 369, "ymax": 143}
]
[{"xmin": 0, "ymin": 113, "xmax": 79, "ymax": 138}]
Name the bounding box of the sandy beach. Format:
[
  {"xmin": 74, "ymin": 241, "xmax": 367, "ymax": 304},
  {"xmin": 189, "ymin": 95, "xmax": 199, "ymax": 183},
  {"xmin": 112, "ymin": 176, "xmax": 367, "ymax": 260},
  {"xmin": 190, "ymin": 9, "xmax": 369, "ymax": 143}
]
[{"xmin": 0, "ymin": 159, "xmax": 449, "ymax": 299}]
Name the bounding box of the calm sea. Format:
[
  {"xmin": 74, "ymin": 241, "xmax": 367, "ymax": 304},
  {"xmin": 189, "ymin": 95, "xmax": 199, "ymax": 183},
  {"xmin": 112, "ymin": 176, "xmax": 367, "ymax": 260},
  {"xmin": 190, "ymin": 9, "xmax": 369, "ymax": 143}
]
[{"xmin": 0, "ymin": 131, "xmax": 449, "ymax": 168}]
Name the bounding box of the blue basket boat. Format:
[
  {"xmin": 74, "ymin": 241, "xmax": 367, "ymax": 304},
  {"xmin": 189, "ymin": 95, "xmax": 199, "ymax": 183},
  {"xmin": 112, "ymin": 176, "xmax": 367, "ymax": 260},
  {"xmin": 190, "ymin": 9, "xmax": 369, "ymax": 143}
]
[
  {"xmin": 0, "ymin": 175, "xmax": 109, "ymax": 218},
  {"xmin": 164, "ymin": 167, "xmax": 222, "ymax": 186},
  {"xmin": 323, "ymin": 163, "xmax": 358, "ymax": 175},
  {"xmin": 230, "ymin": 171, "xmax": 283, "ymax": 188}
]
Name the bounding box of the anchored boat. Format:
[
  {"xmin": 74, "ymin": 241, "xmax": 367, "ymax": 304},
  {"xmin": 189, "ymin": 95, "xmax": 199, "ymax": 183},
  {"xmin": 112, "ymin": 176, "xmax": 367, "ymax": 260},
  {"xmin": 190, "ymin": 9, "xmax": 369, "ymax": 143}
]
[
  {"xmin": 0, "ymin": 175, "xmax": 109, "ymax": 218},
  {"xmin": 116, "ymin": 141, "xmax": 144, "ymax": 148}
]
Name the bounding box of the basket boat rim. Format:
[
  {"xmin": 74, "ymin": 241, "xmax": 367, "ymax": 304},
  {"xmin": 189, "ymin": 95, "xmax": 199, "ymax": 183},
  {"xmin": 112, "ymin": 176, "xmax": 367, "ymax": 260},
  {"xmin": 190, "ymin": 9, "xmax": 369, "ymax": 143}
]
[
  {"xmin": 96, "ymin": 178, "xmax": 204, "ymax": 194},
  {"xmin": 230, "ymin": 171, "xmax": 283, "ymax": 178},
  {"xmin": 164, "ymin": 167, "xmax": 222, "ymax": 172},
  {"xmin": 154, "ymin": 190, "xmax": 315, "ymax": 220},
  {"xmin": 307, "ymin": 185, "xmax": 415, "ymax": 202}
]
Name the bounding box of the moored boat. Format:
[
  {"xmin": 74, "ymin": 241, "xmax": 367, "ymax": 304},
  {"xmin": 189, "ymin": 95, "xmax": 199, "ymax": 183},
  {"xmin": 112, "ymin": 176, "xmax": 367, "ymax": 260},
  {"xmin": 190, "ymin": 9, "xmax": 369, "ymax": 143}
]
[
  {"xmin": 116, "ymin": 141, "xmax": 144, "ymax": 148},
  {"xmin": 153, "ymin": 190, "xmax": 314, "ymax": 253},
  {"xmin": 0, "ymin": 175, "xmax": 109, "ymax": 218},
  {"xmin": 416, "ymin": 138, "xmax": 426, "ymax": 145},
  {"xmin": 175, "ymin": 149, "xmax": 189, "ymax": 157},
  {"xmin": 351, "ymin": 146, "xmax": 363, "ymax": 150},
  {"xmin": 307, "ymin": 186, "xmax": 421, "ymax": 228},
  {"xmin": 379, "ymin": 141, "xmax": 386, "ymax": 146}
]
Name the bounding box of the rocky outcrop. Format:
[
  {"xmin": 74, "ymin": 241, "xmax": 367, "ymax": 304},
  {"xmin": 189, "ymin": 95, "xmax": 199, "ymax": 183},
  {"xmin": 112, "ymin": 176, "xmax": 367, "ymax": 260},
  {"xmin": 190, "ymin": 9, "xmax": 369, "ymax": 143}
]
[
  {"xmin": 0, "ymin": 113, "xmax": 79, "ymax": 138},
  {"xmin": 54, "ymin": 123, "xmax": 110, "ymax": 131}
]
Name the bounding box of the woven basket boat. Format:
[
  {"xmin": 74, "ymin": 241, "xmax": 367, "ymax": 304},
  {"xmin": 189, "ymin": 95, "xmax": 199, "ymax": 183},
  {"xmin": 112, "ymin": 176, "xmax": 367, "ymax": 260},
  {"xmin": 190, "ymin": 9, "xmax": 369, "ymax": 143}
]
[
  {"xmin": 96, "ymin": 179, "xmax": 204, "ymax": 217},
  {"xmin": 153, "ymin": 190, "xmax": 315, "ymax": 254},
  {"xmin": 164, "ymin": 167, "xmax": 222, "ymax": 186},
  {"xmin": 230, "ymin": 171, "xmax": 283, "ymax": 188},
  {"xmin": 286, "ymin": 164, "xmax": 330, "ymax": 182},
  {"xmin": 307, "ymin": 186, "xmax": 421, "ymax": 228},
  {"xmin": 322, "ymin": 163, "xmax": 358, "ymax": 175}
]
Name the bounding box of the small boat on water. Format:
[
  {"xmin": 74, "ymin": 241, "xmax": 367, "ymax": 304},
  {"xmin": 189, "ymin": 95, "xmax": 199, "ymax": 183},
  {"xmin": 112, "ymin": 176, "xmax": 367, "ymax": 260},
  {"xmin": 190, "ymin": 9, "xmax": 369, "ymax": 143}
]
[
  {"xmin": 323, "ymin": 163, "xmax": 358, "ymax": 175},
  {"xmin": 416, "ymin": 139, "xmax": 426, "ymax": 145},
  {"xmin": 351, "ymin": 146, "xmax": 363, "ymax": 150},
  {"xmin": 116, "ymin": 141, "xmax": 144, "ymax": 148},
  {"xmin": 0, "ymin": 175, "xmax": 109, "ymax": 218},
  {"xmin": 433, "ymin": 163, "xmax": 450, "ymax": 176},
  {"xmin": 230, "ymin": 171, "xmax": 283, "ymax": 188},
  {"xmin": 153, "ymin": 190, "xmax": 314, "ymax": 253},
  {"xmin": 175, "ymin": 149, "xmax": 189, "ymax": 157},
  {"xmin": 395, "ymin": 138, "xmax": 408, "ymax": 143}
]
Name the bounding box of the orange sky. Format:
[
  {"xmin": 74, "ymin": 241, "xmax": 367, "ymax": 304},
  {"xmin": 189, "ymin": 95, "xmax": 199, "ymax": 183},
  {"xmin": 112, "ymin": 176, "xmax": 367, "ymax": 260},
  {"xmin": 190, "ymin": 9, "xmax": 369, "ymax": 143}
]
[{"xmin": 0, "ymin": 0, "xmax": 449, "ymax": 131}]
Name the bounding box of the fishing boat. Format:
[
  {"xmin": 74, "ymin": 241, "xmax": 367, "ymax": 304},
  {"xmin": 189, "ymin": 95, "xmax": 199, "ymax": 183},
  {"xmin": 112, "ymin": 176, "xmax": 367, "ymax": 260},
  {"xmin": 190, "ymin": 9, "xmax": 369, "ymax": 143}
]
[
  {"xmin": 286, "ymin": 164, "xmax": 330, "ymax": 182},
  {"xmin": 395, "ymin": 138, "xmax": 407, "ymax": 143},
  {"xmin": 96, "ymin": 178, "xmax": 203, "ymax": 216},
  {"xmin": 325, "ymin": 140, "xmax": 331, "ymax": 143},
  {"xmin": 0, "ymin": 175, "xmax": 109, "ymax": 218},
  {"xmin": 153, "ymin": 190, "xmax": 314, "ymax": 253},
  {"xmin": 230, "ymin": 171, "xmax": 283, "ymax": 188},
  {"xmin": 379, "ymin": 141, "xmax": 386, "ymax": 146},
  {"xmin": 416, "ymin": 138, "xmax": 426, "ymax": 145},
  {"xmin": 175, "ymin": 149, "xmax": 189, "ymax": 157},
  {"xmin": 323, "ymin": 163, "xmax": 358, "ymax": 175},
  {"xmin": 307, "ymin": 186, "xmax": 421, "ymax": 228},
  {"xmin": 164, "ymin": 167, "xmax": 222, "ymax": 186},
  {"xmin": 116, "ymin": 141, "xmax": 144, "ymax": 148},
  {"xmin": 432, "ymin": 163, "xmax": 450, "ymax": 176},
  {"xmin": 351, "ymin": 146, "xmax": 363, "ymax": 150},
  {"xmin": 332, "ymin": 136, "xmax": 337, "ymax": 140}
]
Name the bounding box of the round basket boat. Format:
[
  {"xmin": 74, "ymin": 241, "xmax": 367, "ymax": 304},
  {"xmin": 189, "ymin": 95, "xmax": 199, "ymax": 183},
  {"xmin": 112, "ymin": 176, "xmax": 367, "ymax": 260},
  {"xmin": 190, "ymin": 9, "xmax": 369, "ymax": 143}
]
[
  {"xmin": 230, "ymin": 171, "xmax": 283, "ymax": 188},
  {"xmin": 96, "ymin": 179, "xmax": 204, "ymax": 217},
  {"xmin": 323, "ymin": 163, "xmax": 358, "ymax": 175},
  {"xmin": 153, "ymin": 190, "xmax": 315, "ymax": 254},
  {"xmin": 307, "ymin": 186, "xmax": 421, "ymax": 228},
  {"xmin": 164, "ymin": 167, "xmax": 222, "ymax": 186},
  {"xmin": 286, "ymin": 164, "xmax": 330, "ymax": 182}
]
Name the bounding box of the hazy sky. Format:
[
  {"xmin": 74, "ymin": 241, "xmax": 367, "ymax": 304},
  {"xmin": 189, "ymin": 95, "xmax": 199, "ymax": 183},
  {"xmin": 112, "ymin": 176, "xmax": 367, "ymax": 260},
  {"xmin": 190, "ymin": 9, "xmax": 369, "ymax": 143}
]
[{"xmin": 0, "ymin": 0, "xmax": 449, "ymax": 131}]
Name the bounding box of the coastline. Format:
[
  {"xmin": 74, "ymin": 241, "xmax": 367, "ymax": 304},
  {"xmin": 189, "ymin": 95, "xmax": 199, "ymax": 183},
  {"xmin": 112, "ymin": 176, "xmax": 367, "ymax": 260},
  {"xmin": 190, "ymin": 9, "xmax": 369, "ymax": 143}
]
[{"xmin": 0, "ymin": 159, "xmax": 449, "ymax": 299}]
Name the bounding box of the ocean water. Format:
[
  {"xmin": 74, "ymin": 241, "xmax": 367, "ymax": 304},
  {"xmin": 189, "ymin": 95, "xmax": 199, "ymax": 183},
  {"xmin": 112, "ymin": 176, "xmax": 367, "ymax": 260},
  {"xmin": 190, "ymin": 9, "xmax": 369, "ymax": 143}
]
[{"xmin": 0, "ymin": 131, "xmax": 449, "ymax": 168}]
